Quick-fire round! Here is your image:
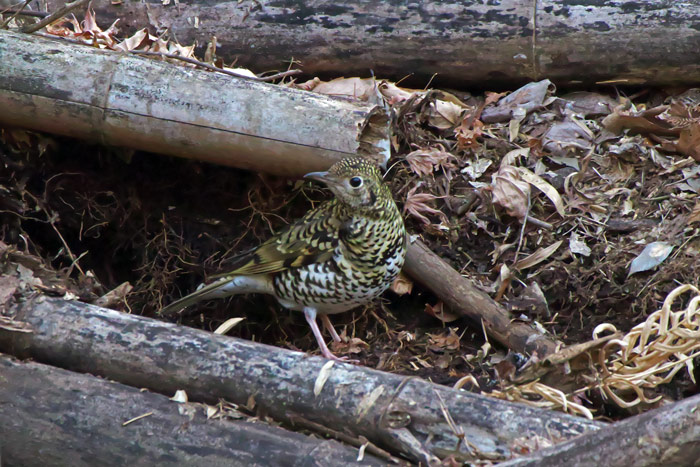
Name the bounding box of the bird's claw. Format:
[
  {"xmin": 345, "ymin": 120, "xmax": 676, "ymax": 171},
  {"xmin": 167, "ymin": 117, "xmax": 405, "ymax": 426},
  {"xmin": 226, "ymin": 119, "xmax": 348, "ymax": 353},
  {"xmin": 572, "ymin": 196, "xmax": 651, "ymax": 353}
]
[{"xmin": 321, "ymin": 351, "xmax": 359, "ymax": 364}]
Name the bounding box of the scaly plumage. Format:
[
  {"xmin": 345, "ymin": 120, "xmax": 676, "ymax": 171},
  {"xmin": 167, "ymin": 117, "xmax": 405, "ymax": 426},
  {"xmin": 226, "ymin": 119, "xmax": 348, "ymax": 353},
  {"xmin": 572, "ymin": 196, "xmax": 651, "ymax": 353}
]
[{"xmin": 162, "ymin": 156, "xmax": 406, "ymax": 361}]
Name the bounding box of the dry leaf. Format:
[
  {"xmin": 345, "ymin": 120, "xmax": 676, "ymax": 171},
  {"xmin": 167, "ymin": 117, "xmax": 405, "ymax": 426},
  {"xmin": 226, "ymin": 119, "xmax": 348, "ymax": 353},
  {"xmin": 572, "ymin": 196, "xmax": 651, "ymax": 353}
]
[
  {"xmin": 93, "ymin": 281, "xmax": 133, "ymax": 308},
  {"xmin": 677, "ymin": 123, "xmax": 700, "ymax": 161},
  {"xmin": 491, "ymin": 165, "xmax": 531, "ymax": 220},
  {"xmin": 213, "ymin": 317, "xmax": 245, "ymax": 335},
  {"xmin": 482, "ymin": 79, "xmax": 554, "ymax": 123},
  {"xmin": 427, "ymin": 328, "xmax": 461, "ymax": 351},
  {"xmin": 170, "ymin": 389, "xmax": 188, "ymax": 403},
  {"xmin": 404, "ymin": 146, "xmax": 456, "ymax": 177},
  {"xmin": 516, "ymin": 167, "xmax": 566, "ymax": 217},
  {"xmin": 461, "ymin": 158, "xmax": 492, "ymax": 180},
  {"xmin": 389, "ymin": 273, "xmax": 413, "ymax": 296},
  {"xmin": 687, "ymin": 201, "xmax": 700, "ymax": 224},
  {"xmin": 569, "ymin": 232, "xmax": 591, "ymax": 257},
  {"xmin": 424, "ymin": 301, "xmax": 459, "ymax": 323},
  {"xmin": 330, "ymin": 336, "xmax": 368, "ymax": 354},
  {"xmin": 454, "ymin": 117, "xmax": 484, "ymax": 150},
  {"xmin": 628, "ymin": 242, "xmax": 674, "ymax": 276},
  {"xmin": 427, "ymin": 99, "xmax": 466, "ymax": 129},
  {"xmin": 556, "ymin": 91, "xmax": 617, "ymax": 117},
  {"xmin": 513, "ymin": 240, "xmax": 564, "ymax": 270},
  {"xmin": 312, "ymin": 77, "xmax": 379, "ymax": 102},
  {"xmin": 378, "ymin": 81, "xmax": 418, "ymax": 105},
  {"xmin": 602, "ymin": 105, "xmax": 678, "ymax": 136},
  {"xmin": 403, "ymin": 184, "xmax": 448, "ymax": 225},
  {"xmin": 542, "ymin": 120, "xmax": 594, "ymax": 157}
]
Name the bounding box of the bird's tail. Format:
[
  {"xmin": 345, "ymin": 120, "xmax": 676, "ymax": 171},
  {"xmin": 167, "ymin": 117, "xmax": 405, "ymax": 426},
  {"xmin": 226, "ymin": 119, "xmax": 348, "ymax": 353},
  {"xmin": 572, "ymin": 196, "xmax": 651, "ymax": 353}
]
[{"xmin": 160, "ymin": 275, "xmax": 272, "ymax": 316}]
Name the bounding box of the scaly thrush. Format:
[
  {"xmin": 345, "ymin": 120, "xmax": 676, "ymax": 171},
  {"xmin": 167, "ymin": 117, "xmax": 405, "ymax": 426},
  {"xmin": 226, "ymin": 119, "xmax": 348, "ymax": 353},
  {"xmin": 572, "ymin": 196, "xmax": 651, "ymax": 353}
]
[{"xmin": 161, "ymin": 156, "xmax": 406, "ymax": 361}]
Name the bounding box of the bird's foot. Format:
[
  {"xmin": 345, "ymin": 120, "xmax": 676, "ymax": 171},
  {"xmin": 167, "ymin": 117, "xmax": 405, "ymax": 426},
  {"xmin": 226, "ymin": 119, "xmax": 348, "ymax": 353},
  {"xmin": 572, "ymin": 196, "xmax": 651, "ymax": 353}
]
[
  {"xmin": 320, "ymin": 314, "xmax": 343, "ymax": 343},
  {"xmin": 321, "ymin": 349, "xmax": 359, "ymax": 364},
  {"xmin": 305, "ymin": 307, "xmax": 358, "ymax": 364}
]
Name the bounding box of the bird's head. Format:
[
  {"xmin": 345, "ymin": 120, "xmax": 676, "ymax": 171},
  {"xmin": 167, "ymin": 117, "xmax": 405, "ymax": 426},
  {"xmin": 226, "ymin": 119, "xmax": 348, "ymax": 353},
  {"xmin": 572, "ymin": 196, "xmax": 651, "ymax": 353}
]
[{"xmin": 304, "ymin": 157, "xmax": 391, "ymax": 211}]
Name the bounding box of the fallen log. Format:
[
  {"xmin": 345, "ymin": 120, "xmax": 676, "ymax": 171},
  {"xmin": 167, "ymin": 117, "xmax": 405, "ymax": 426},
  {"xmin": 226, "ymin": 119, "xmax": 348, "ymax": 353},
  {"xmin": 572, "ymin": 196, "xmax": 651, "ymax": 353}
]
[
  {"xmin": 0, "ymin": 296, "xmax": 603, "ymax": 464},
  {"xmin": 499, "ymin": 393, "xmax": 700, "ymax": 467},
  {"xmin": 39, "ymin": 0, "xmax": 700, "ymax": 87},
  {"xmin": 0, "ymin": 353, "xmax": 387, "ymax": 466},
  {"xmin": 0, "ymin": 29, "xmax": 390, "ymax": 177}
]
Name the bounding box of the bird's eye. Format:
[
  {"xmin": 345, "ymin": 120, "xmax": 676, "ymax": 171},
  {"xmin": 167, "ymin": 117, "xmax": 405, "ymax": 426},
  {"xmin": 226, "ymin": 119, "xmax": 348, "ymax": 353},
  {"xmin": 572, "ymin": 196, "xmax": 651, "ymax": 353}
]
[{"xmin": 349, "ymin": 176, "xmax": 363, "ymax": 188}]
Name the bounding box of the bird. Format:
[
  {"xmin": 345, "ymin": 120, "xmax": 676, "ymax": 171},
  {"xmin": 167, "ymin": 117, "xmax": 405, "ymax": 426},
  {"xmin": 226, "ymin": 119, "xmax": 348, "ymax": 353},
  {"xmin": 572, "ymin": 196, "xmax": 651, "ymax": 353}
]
[{"xmin": 161, "ymin": 156, "xmax": 407, "ymax": 362}]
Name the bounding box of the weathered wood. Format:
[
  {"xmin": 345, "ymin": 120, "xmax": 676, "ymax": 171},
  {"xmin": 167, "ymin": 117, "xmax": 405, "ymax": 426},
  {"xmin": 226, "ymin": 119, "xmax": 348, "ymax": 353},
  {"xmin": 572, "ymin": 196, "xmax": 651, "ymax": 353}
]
[
  {"xmin": 38, "ymin": 0, "xmax": 700, "ymax": 87},
  {"xmin": 0, "ymin": 29, "xmax": 390, "ymax": 177},
  {"xmin": 0, "ymin": 296, "xmax": 603, "ymax": 464},
  {"xmin": 0, "ymin": 353, "xmax": 385, "ymax": 466},
  {"xmin": 499, "ymin": 393, "xmax": 700, "ymax": 467},
  {"xmin": 404, "ymin": 239, "xmax": 560, "ymax": 356}
]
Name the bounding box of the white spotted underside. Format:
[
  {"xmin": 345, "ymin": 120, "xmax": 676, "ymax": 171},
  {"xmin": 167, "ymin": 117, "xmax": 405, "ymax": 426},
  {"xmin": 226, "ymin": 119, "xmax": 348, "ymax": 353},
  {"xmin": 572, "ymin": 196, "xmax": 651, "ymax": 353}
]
[{"xmin": 273, "ymin": 241, "xmax": 405, "ymax": 314}]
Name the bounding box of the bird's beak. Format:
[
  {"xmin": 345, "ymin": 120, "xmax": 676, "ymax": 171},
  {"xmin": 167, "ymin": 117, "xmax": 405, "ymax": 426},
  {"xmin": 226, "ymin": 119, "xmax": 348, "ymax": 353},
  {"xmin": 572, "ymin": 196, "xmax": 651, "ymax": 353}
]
[{"xmin": 304, "ymin": 170, "xmax": 337, "ymax": 186}]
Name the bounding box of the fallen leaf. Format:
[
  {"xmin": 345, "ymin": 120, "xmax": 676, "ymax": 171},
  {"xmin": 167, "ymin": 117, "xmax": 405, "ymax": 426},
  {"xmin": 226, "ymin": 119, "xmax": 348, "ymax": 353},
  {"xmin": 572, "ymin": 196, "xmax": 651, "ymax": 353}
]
[
  {"xmin": 427, "ymin": 328, "xmax": 461, "ymax": 351},
  {"xmin": 677, "ymin": 123, "xmax": 700, "ymax": 161},
  {"xmin": 213, "ymin": 317, "xmax": 246, "ymax": 335},
  {"xmin": 454, "ymin": 117, "xmax": 484, "ymax": 150},
  {"xmin": 516, "ymin": 167, "xmax": 566, "ymax": 217},
  {"xmin": 403, "ymin": 184, "xmax": 448, "ymax": 225},
  {"xmin": 461, "ymin": 158, "xmax": 492, "ymax": 180},
  {"xmin": 389, "ymin": 273, "xmax": 413, "ymax": 296},
  {"xmin": 312, "ymin": 77, "xmax": 379, "ymax": 102},
  {"xmin": 542, "ymin": 120, "xmax": 594, "ymax": 157},
  {"xmin": 330, "ymin": 336, "xmax": 368, "ymax": 354},
  {"xmin": 491, "ymin": 165, "xmax": 531, "ymax": 220},
  {"xmin": 569, "ymin": 232, "xmax": 591, "ymax": 257},
  {"xmin": 556, "ymin": 91, "xmax": 617, "ymax": 117},
  {"xmin": 93, "ymin": 281, "xmax": 133, "ymax": 308},
  {"xmin": 628, "ymin": 242, "xmax": 674, "ymax": 276},
  {"xmin": 427, "ymin": 99, "xmax": 466, "ymax": 130},
  {"xmin": 602, "ymin": 105, "xmax": 678, "ymax": 136},
  {"xmin": 687, "ymin": 201, "xmax": 700, "ymax": 225},
  {"xmin": 314, "ymin": 360, "xmax": 335, "ymax": 396},
  {"xmin": 404, "ymin": 146, "xmax": 457, "ymax": 177},
  {"xmin": 482, "ymin": 79, "xmax": 554, "ymax": 123},
  {"xmin": 424, "ymin": 301, "xmax": 459, "ymax": 323},
  {"xmin": 170, "ymin": 389, "xmax": 188, "ymax": 403},
  {"xmin": 514, "ymin": 240, "xmax": 564, "ymax": 270}
]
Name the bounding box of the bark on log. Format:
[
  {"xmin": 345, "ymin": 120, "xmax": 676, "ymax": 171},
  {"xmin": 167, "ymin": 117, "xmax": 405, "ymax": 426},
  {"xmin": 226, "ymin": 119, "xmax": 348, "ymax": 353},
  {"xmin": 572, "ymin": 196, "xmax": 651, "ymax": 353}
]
[
  {"xmin": 0, "ymin": 354, "xmax": 386, "ymax": 467},
  {"xmin": 405, "ymin": 238, "xmax": 560, "ymax": 356},
  {"xmin": 499, "ymin": 393, "xmax": 700, "ymax": 467},
  {"xmin": 0, "ymin": 29, "xmax": 390, "ymax": 177},
  {"xmin": 0, "ymin": 296, "xmax": 603, "ymax": 464},
  {"xmin": 39, "ymin": 0, "xmax": 700, "ymax": 88}
]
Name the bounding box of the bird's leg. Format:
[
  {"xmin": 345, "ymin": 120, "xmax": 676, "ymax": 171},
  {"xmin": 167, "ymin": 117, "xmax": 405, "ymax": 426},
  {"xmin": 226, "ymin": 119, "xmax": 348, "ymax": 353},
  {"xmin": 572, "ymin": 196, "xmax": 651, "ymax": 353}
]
[
  {"xmin": 304, "ymin": 308, "xmax": 356, "ymax": 363},
  {"xmin": 320, "ymin": 314, "xmax": 342, "ymax": 343}
]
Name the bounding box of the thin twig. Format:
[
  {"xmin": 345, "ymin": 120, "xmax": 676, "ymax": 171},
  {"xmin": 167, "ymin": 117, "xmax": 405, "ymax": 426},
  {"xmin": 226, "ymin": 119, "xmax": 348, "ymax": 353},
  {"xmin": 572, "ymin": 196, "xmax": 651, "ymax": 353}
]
[
  {"xmin": 49, "ymin": 220, "xmax": 85, "ymax": 276},
  {"xmin": 0, "ymin": 0, "xmax": 32, "ymax": 29},
  {"xmin": 256, "ymin": 69, "xmax": 303, "ymax": 82},
  {"xmin": 122, "ymin": 411, "xmax": 153, "ymax": 426},
  {"xmin": 21, "ymin": 0, "xmax": 89, "ymax": 33},
  {"xmin": 1, "ymin": 8, "xmax": 47, "ymax": 18},
  {"xmin": 129, "ymin": 50, "xmax": 301, "ymax": 82},
  {"xmin": 525, "ymin": 215, "xmax": 554, "ymax": 230},
  {"xmin": 288, "ymin": 415, "xmax": 400, "ymax": 463}
]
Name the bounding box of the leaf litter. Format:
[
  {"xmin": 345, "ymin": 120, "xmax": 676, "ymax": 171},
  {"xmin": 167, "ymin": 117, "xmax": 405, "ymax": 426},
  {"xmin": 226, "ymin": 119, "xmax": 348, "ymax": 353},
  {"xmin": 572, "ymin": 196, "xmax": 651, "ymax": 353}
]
[{"xmin": 1, "ymin": 6, "xmax": 699, "ymax": 427}]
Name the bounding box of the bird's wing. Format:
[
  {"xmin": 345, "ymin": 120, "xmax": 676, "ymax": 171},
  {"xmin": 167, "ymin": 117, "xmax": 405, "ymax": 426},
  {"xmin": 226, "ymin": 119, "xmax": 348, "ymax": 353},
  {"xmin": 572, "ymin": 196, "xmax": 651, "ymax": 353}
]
[{"xmin": 212, "ymin": 201, "xmax": 341, "ymax": 277}]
